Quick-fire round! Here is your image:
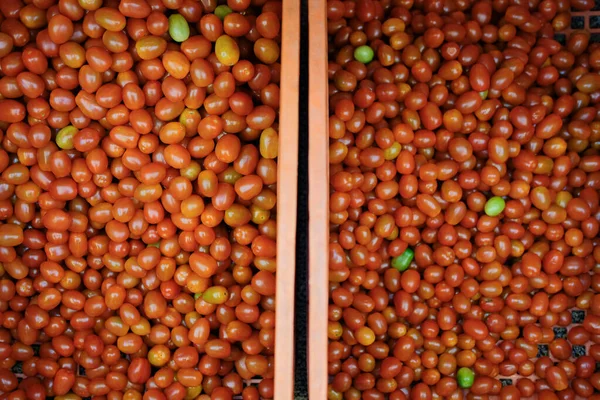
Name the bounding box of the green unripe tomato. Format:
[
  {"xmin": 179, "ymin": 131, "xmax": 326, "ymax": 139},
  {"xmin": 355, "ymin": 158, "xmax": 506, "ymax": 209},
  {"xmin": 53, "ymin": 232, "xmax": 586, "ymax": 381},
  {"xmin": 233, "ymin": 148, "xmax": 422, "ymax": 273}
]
[
  {"xmin": 391, "ymin": 248, "xmax": 414, "ymax": 271},
  {"xmin": 215, "ymin": 5, "xmax": 233, "ymax": 20},
  {"xmin": 457, "ymin": 367, "xmax": 475, "ymax": 388},
  {"xmin": 354, "ymin": 45, "xmax": 374, "ymax": 64},
  {"xmin": 56, "ymin": 125, "xmax": 78, "ymax": 149},
  {"xmin": 484, "ymin": 196, "xmax": 505, "ymax": 217},
  {"xmin": 168, "ymin": 14, "xmax": 190, "ymax": 42}
]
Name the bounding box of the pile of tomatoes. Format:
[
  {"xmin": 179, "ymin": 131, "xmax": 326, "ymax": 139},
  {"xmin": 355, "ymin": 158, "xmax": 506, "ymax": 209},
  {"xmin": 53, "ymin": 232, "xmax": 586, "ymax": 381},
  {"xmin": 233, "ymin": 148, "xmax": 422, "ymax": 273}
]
[
  {"xmin": 325, "ymin": 0, "xmax": 600, "ymax": 398},
  {"xmin": 0, "ymin": 0, "xmax": 283, "ymax": 399}
]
